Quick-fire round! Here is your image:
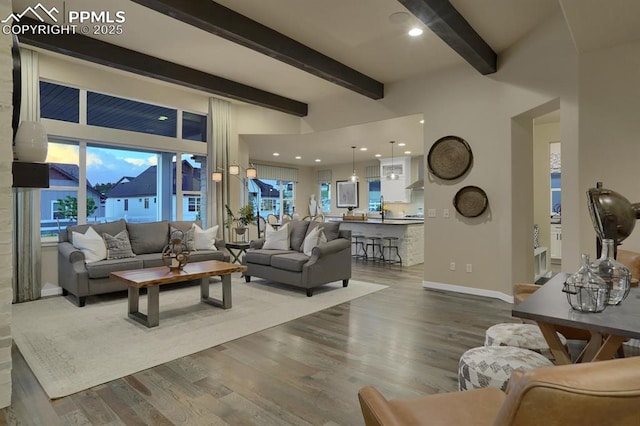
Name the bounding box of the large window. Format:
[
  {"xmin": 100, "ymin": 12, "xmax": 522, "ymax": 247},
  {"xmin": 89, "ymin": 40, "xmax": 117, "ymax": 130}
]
[
  {"xmin": 368, "ymin": 179, "xmax": 381, "ymax": 212},
  {"xmin": 182, "ymin": 112, "xmax": 207, "ymax": 142},
  {"xmin": 179, "ymin": 153, "xmax": 204, "ymax": 221},
  {"xmin": 253, "ymin": 179, "xmax": 295, "ymax": 219},
  {"xmin": 320, "ymin": 181, "xmax": 331, "ymax": 213},
  {"xmin": 39, "ymin": 83, "xmax": 208, "ymax": 239},
  {"xmin": 40, "ymin": 81, "xmax": 80, "ymax": 122},
  {"xmin": 41, "ymin": 141, "xmax": 81, "ymax": 237},
  {"xmin": 87, "ymin": 92, "xmax": 178, "ymax": 137},
  {"xmin": 551, "ymin": 172, "xmax": 561, "ymax": 215}
]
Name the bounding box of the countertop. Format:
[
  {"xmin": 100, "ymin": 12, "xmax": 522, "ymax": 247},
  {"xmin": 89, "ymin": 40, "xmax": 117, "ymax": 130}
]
[{"xmin": 326, "ymin": 218, "xmax": 424, "ymax": 225}]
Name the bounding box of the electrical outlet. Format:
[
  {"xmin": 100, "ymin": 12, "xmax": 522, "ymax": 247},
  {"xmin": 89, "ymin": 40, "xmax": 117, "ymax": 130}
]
[
  {"xmin": 466, "ymin": 264, "xmax": 472, "ymax": 273},
  {"xmin": 449, "ymin": 262, "xmax": 456, "ymax": 271},
  {"xmin": 443, "ymin": 208, "xmax": 450, "ymax": 218},
  {"xmin": 428, "ymin": 209, "xmax": 436, "ymax": 218}
]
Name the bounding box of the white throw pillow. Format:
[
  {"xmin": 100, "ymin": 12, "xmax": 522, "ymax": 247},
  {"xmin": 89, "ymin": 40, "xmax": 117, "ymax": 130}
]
[
  {"xmin": 302, "ymin": 226, "xmax": 326, "ymax": 256},
  {"xmin": 72, "ymin": 226, "xmax": 107, "ymax": 263},
  {"xmin": 263, "ymin": 223, "xmax": 290, "ymax": 250},
  {"xmin": 193, "ymin": 224, "xmax": 219, "ymax": 250}
]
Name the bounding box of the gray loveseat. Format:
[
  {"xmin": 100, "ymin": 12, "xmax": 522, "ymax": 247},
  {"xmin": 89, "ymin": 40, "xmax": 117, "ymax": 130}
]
[
  {"xmin": 58, "ymin": 219, "xmax": 228, "ymax": 306},
  {"xmin": 242, "ymin": 220, "xmax": 351, "ymax": 296}
]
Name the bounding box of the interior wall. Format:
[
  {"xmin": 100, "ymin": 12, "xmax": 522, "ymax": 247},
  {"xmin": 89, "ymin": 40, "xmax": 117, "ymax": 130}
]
[
  {"xmin": 533, "ymin": 121, "xmax": 560, "ymax": 254},
  {"xmin": 313, "ymin": 160, "xmax": 378, "ymax": 214},
  {"xmin": 579, "ymin": 38, "xmax": 640, "ymax": 256},
  {"xmin": 32, "ymin": 9, "xmax": 594, "ymax": 302},
  {"xmin": 300, "ymin": 10, "xmax": 579, "ymax": 296}
]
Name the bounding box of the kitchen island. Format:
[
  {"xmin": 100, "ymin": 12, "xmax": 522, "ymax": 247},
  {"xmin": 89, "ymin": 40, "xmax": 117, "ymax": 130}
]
[{"xmin": 326, "ymin": 218, "xmax": 424, "ymax": 266}]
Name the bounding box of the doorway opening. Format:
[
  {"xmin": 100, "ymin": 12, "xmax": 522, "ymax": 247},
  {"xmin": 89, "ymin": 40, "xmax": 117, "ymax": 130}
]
[{"xmin": 533, "ymin": 110, "xmax": 561, "ymax": 279}]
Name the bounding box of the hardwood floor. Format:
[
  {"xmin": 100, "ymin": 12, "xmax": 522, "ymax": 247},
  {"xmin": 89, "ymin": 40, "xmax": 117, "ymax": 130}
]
[{"xmin": 2, "ymin": 261, "xmax": 515, "ymax": 425}]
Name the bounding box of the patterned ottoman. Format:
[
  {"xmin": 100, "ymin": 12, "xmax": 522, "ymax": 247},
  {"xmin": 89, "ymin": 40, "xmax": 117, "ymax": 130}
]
[
  {"xmin": 458, "ymin": 346, "xmax": 553, "ymax": 391},
  {"xmin": 484, "ymin": 323, "xmax": 567, "ymax": 361}
]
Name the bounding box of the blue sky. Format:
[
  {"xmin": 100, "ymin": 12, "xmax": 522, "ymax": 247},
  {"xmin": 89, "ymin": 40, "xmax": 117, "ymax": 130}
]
[
  {"xmin": 47, "ymin": 142, "xmax": 201, "ymax": 186},
  {"xmin": 47, "ymin": 142, "xmax": 154, "ymax": 186}
]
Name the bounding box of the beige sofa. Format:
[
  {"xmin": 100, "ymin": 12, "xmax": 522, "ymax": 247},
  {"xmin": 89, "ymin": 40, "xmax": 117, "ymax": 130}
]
[
  {"xmin": 57, "ymin": 219, "xmax": 228, "ymax": 306},
  {"xmin": 242, "ymin": 220, "xmax": 352, "ymax": 296}
]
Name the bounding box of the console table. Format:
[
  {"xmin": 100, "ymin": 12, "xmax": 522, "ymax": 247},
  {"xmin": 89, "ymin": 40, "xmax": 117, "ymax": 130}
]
[{"xmin": 512, "ymin": 273, "xmax": 640, "ymax": 364}]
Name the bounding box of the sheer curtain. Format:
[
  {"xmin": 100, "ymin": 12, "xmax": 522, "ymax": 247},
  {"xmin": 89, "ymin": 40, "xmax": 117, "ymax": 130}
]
[{"xmin": 13, "ymin": 49, "xmax": 41, "ymax": 302}]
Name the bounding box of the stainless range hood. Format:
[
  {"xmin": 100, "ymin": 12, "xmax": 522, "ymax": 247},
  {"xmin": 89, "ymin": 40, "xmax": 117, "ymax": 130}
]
[{"xmin": 406, "ymin": 156, "xmax": 424, "ymax": 190}]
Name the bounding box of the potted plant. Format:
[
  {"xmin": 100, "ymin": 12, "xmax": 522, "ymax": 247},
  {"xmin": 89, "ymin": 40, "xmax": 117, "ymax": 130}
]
[{"xmin": 225, "ymin": 203, "xmax": 256, "ymax": 240}]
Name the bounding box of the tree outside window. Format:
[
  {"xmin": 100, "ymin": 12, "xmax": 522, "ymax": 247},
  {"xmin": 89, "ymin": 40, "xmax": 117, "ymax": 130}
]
[{"xmin": 55, "ymin": 195, "xmax": 98, "ymax": 229}]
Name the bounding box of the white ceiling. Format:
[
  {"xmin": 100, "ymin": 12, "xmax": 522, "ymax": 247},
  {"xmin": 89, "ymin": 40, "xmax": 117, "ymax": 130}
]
[
  {"xmin": 15, "ymin": 1, "xmax": 640, "ymax": 166},
  {"xmin": 242, "ymin": 113, "xmax": 425, "ymax": 167}
]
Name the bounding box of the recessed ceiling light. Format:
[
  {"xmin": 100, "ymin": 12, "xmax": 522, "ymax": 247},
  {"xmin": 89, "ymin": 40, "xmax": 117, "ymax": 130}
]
[
  {"xmin": 158, "ymin": 116, "xmax": 168, "ymax": 121},
  {"xmin": 389, "ymin": 11, "xmax": 410, "ymax": 24},
  {"xmin": 295, "ymin": 156, "xmax": 302, "ymax": 159},
  {"xmin": 398, "ymin": 143, "xmax": 406, "ymax": 147},
  {"xmin": 404, "ymin": 151, "xmax": 412, "ymax": 154},
  {"xmin": 408, "ymin": 27, "xmax": 423, "ymax": 37},
  {"xmin": 419, "ymin": 119, "xmax": 424, "ymax": 124},
  {"xmin": 315, "ymin": 159, "xmax": 321, "ymax": 162},
  {"xmin": 360, "ymin": 147, "xmax": 368, "ymax": 151},
  {"xmin": 273, "ymin": 152, "xmax": 280, "ymax": 156},
  {"xmin": 374, "ymin": 154, "xmax": 382, "ymax": 158}
]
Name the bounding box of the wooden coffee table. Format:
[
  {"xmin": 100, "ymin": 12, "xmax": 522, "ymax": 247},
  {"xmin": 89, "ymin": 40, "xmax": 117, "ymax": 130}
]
[{"xmin": 111, "ymin": 260, "xmax": 247, "ymax": 328}]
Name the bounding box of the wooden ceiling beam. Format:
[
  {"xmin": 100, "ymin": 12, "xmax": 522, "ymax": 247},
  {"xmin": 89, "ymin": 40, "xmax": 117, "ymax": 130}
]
[
  {"xmin": 18, "ymin": 18, "xmax": 308, "ymax": 117},
  {"xmin": 130, "ymin": 0, "xmax": 384, "ymax": 99},
  {"xmin": 398, "ymin": 0, "xmax": 497, "ymax": 74}
]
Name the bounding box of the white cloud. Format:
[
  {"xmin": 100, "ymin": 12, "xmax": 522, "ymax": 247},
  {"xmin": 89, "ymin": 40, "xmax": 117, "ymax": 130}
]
[
  {"xmin": 45, "ymin": 144, "xmax": 78, "ymax": 164},
  {"xmin": 86, "ymin": 152, "xmax": 103, "ymax": 166},
  {"xmin": 123, "ymin": 155, "xmax": 157, "ymax": 167}
]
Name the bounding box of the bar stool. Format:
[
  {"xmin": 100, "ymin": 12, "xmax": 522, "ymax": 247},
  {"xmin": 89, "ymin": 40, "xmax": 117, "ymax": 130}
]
[
  {"xmin": 380, "ymin": 237, "xmax": 402, "ymax": 266},
  {"xmin": 364, "ymin": 237, "xmax": 383, "ymax": 263},
  {"xmin": 351, "ymin": 235, "xmax": 366, "ymax": 261}
]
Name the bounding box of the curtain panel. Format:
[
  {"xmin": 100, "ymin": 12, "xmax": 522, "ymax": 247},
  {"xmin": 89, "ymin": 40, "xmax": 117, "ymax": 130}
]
[
  {"xmin": 255, "ymin": 164, "xmax": 299, "ymax": 182},
  {"xmin": 317, "ymin": 169, "xmax": 332, "ymax": 183},
  {"xmin": 13, "ymin": 49, "xmax": 42, "ymax": 302},
  {"xmin": 365, "ymin": 165, "xmax": 380, "ymax": 179},
  {"xmin": 208, "ymin": 98, "xmax": 231, "ymax": 240}
]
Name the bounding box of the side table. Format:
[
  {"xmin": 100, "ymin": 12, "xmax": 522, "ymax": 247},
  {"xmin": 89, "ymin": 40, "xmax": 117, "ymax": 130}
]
[{"xmin": 226, "ymin": 242, "xmax": 250, "ymax": 264}]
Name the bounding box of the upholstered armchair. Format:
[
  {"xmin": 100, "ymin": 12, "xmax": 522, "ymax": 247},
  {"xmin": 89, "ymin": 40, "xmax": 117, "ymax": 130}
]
[{"xmin": 358, "ymin": 355, "xmax": 640, "ymax": 425}]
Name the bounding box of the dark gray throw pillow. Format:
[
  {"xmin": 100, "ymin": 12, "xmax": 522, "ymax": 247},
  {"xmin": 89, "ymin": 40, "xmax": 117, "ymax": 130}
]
[
  {"xmin": 103, "ymin": 230, "xmax": 136, "ymax": 260},
  {"xmin": 126, "ymin": 221, "xmax": 169, "ymax": 255},
  {"xmin": 306, "ymin": 221, "xmax": 340, "ymax": 242}
]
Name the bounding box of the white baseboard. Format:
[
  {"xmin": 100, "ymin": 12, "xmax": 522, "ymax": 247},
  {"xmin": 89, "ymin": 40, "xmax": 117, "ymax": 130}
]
[
  {"xmin": 40, "ymin": 286, "xmax": 63, "ymax": 298},
  {"xmin": 423, "ymin": 281, "xmax": 513, "ymax": 303}
]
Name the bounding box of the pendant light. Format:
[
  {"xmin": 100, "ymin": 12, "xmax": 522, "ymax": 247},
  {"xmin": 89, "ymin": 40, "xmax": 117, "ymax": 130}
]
[
  {"xmin": 388, "ymin": 140, "xmax": 399, "ymax": 180},
  {"xmin": 349, "ymin": 146, "xmax": 359, "ymax": 182}
]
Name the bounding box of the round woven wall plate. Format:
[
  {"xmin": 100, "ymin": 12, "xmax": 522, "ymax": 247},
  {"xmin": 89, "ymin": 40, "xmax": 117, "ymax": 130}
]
[
  {"xmin": 427, "ymin": 136, "xmax": 473, "ymax": 180},
  {"xmin": 453, "ymin": 186, "xmax": 488, "ymax": 217}
]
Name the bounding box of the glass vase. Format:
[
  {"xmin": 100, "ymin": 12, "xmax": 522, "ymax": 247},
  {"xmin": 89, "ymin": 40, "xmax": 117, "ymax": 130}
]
[
  {"xmin": 563, "ymin": 253, "xmax": 609, "ymax": 312},
  {"xmin": 591, "ymin": 239, "xmax": 631, "ymax": 305}
]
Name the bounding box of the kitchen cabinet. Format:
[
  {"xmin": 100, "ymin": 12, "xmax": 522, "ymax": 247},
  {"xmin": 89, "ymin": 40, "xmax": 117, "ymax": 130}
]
[
  {"xmin": 550, "ymin": 224, "xmax": 562, "ymax": 259},
  {"xmin": 379, "ymin": 156, "xmax": 411, "ymax": 203}
]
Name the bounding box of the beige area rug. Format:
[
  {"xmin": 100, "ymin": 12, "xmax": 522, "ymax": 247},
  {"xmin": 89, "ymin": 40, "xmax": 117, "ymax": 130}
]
[{"xmin": 12, "ymin": 277, "xmax": 386, "ymax": 399}]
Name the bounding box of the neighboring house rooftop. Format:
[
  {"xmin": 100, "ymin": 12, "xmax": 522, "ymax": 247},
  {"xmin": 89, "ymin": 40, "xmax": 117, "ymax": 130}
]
[
  {"xmin": 105, "ymin": 160, "xmax": 201, "ymax": 198},
  {"xmin": 251, "ymin": 179, "xmax": 280, "ymax": 198},
  {"xmin": 49, "ymin": 163, "xmax": 102, "ymax": 198}
]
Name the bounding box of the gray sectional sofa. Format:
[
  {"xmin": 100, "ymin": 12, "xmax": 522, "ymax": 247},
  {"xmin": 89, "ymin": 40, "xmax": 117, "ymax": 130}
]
[
  {"xmin": 242, "ymin": 220, "xmax": 351, "ymax": 296},
  {"xmin": 58, "ymin": 219, "xmax": 228, "ymax": 306}
]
